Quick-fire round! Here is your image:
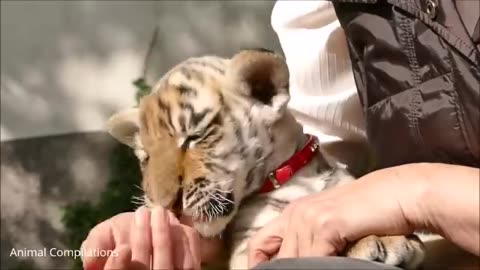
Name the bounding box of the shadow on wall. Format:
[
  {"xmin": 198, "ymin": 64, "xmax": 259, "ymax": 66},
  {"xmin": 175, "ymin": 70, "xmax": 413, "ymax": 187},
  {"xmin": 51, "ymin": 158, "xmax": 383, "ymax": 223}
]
[
  {"xmin": 1, "ymin": 1, "xmax": 281, "ymax": 269},
  {"xmin": 1, "ymin": 1, "xmax": 155, "ymax": 141},
  {"xmin": 144, "ymin": 1, "xmax": 284, "ymax": 84},
  {"xmin": 0, "ymin": 0, "xmax": 281, "ymax": 141},
  {"xmin": 1, "ymin": 132, "xmax": 118, "ymax": 269}
]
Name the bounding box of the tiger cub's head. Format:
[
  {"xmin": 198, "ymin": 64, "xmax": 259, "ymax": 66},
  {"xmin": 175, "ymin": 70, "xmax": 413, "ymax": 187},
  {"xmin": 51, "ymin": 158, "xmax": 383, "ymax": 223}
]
[{"xmin": 107, "ymin": 49, "xmax": 302, "ymax": 237}]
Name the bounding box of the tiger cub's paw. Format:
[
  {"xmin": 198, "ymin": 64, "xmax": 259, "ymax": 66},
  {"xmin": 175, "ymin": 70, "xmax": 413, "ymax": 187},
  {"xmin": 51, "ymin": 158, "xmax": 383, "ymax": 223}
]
[{"xmin": 343, "ymin": 235, "xmax": 425, "ymax": 270}]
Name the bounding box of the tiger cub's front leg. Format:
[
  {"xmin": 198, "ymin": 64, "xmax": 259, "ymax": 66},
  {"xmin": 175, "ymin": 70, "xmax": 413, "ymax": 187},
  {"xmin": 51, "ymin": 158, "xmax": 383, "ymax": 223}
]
[{"xmin": 343, "ymin": 235, "xmax": 425, "ymax": 269}]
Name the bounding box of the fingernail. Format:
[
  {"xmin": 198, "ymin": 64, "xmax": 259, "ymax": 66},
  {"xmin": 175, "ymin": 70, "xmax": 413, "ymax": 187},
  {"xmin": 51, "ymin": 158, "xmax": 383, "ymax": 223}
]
[{"xmin": 135, "ymin": 206, "xmax": 146, "ymax": 227}]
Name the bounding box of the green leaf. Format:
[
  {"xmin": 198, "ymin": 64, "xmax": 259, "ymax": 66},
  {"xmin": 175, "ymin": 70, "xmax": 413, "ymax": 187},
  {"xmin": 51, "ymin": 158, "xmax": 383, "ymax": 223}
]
[{"xmin": 133, "ymin": 78, "xmax": 152, "ymax": 103}]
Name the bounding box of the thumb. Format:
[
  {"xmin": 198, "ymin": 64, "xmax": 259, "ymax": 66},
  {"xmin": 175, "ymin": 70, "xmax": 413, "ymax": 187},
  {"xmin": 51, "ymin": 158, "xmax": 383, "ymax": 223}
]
[{"xmin": 247, "ymin": 217, "xmax": 284, "ymax": 269}]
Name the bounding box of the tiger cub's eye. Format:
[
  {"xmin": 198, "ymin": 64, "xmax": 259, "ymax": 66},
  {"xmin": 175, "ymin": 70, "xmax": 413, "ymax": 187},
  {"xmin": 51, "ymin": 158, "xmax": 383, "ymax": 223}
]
[{"xmin": 187, "ymin": 133, "xmax": 202, "ymax": 141}]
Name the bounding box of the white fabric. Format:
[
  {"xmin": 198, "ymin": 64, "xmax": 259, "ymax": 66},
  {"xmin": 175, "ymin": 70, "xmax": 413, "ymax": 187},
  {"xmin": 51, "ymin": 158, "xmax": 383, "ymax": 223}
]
[{"xmin": 271, "ymin": 1, "xmax": 366, "ymax": 144}]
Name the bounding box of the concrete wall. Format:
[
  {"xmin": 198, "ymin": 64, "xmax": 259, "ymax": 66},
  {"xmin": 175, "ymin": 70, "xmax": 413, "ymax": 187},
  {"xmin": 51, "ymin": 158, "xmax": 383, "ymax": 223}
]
[
  {"xmin": 1, "ymin": 0, "xmax": 281, "ymax": 141},
  {"xmin": 1, "ymin": 132, "xmax": 117, "ymax": 269},
  {"xmin": 1, "ymin": 1, "xmax": 281, "ymax": 269}
]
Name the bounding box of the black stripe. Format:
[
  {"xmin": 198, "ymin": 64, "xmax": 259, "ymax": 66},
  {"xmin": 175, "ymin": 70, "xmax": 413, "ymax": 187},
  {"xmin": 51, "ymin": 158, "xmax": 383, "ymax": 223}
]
[
  {"xmin": 231, "ymin": 118, "xmax": 244, "ymax": 144},
  {"xmin": 204, "ymin": 133, "xmax": 223, "ymax": 149},
  {"xmin": 157, "ymin": 98, "xmax": 169, "ymax": 112},
  {"xmin": 178, "ymin": 114, "xmax": 186, "ymax": 133},
  {"xmin": 222, "ymin": 102, "xmax": 231, "ymax": 114},
  {"xmin": 176, "ymin": 84, "xmax": 197, "ymax": 97},
  {"xmin": 179, "ymin": 66, "xmax": 205, "ymax": 83},
  {"xmin": 188, "ymin": 60, "xmax": 225, "ymax": 75},
  {"xmin": 239, "ymin": 146, "xmax": 248, "ymax": 158},
  {"xmin": 254, "ymin": 148, "xmax": 263, "ymax": 159},
  {"xmin": 200, "ymin": 126, "xmax": 217, "ymax": 142},
  {"xmin": 179, "ymin": 102, "xmax": 194, "ymax": 113},
  {"xmin": 207, "ymin": 150, "xmax": 229, "ymax": 160},
  {"xmin": 184, "ymin": 187, "xmax": 197, "ymax": 202},
  {"xmin": 193, "ymin": 177, "xmax": 206, "ymax": 184},
  {"xmin": 165, "ymin": 108, "xmax": 175, "ymax": 131},
  {"xmin": 204, "ymin": 161, "xmax": 232, "ymax": 175},
  {"xmin": 187, "ymin": 67, "xmax": 205, "ymax": 84},
  {"xmin": 156, "ymin": 98, "xmax": 175, "ymax": 131},
  {"xmin": 180, "ymin": 67, "xmax": 192, "ymax": 80},
  {"xmin": 140, "ymin": 112, "xmax": 148, "ymax": 132},
  {"xmin": 197, "ymin": 112, "xmax": 221, "ymax": 142},
  {"xmin": 218, "ymin": 94, "xmax": 225, "ymax": 107},
  {"xmin": 316, "ymin": 158, "xmax": 331, "ymax": 174},
  {"xmin": 185, "ymin": 193, "xmax": 203, "ymax": 209},
  {"xmin": 158, "ymin": 119, "xmax": 168, "ymax": 130},
  {"xmin": 245, "ymin": 168, "xmax": 256, "ymax": 187},
  {"xmin": 209, "ymin": 112, "xmax": 222, "ymax": 126},
  {"xmin": 190, "ymin": 108, "xmax": 212, "ymax": 127}
]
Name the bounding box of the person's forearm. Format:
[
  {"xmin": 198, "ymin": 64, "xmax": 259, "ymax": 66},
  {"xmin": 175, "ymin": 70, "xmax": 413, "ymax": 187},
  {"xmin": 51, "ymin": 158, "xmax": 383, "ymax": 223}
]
[{"xmin": 394, "ymin": 163, "xmax": 479, "ymax": 256}]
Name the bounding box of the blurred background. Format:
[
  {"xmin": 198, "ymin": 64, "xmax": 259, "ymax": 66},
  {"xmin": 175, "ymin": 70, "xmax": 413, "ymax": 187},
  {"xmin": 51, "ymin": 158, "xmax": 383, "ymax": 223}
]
[{"xmin": 1, "ymin": 1, "xmax": 281, "ymax": 269}]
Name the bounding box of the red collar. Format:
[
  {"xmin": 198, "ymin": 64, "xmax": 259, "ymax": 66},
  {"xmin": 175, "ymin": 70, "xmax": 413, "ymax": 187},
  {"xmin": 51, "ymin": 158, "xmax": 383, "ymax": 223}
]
[{"xmin": 258, "ymin": 134, "xmax": 320, "ymax": 193}]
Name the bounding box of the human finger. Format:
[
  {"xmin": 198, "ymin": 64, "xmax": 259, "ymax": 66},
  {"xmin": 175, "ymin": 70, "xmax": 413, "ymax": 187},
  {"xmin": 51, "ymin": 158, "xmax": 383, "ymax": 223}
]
[
  {"xmin": 151, "ymin": 207, "xmax": 174, "ymax": 270},
  {"xmin": 130, "ymin": 206, "xmax": 152, "ymax": 268},
  {"xmin": 173, "ymin": 225, "xmax": 201, "ymax": 270},
  {"xmin": 247, "ymin": 216, "xmax": 284, "ymax": 269},
  {"xmin": 103, "ymin": 245, "xmax": 132, "ymax": 270},
  {"xmin": 81, "ymin": 220, "xmax": 115, "ymax": 270},
  {"xmin": 166, "ymin": 209, "xmax": 201, "ymax": 268},
  {"xmin": 276, "ymin": 225, "xmax": 299, "ymax": 259},
  {"xmin": 184, "ymin": 227, "xmax": 202, "ymax": 270}
]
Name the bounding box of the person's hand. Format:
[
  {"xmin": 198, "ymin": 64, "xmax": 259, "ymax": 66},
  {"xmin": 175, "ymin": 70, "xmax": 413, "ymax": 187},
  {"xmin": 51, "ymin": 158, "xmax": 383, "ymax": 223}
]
[
  {"xmin": 248, "ymin": 163, "xmax": 480, "ymax": 268},
  {"xmin": 247, "ymin": 166, "xmax": 419, "ymax": 268},
  {"xmin": 81, "ymin": 206, "xmax": 201, "ymax": 270}
]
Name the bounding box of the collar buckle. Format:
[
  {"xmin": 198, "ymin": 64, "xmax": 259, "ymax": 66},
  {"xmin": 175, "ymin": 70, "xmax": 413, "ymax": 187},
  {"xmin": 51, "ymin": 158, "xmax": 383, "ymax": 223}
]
[
  {"xmin": 310, "ymin": 142, "xmax": 319, "ymax": 152},
  {"xmin": 267, "ymin": 172, "xmax": 281, "ymax": 189},
  {"xmin": 258, "ymin": 134, "xmax": 319, "ymax": 194}
]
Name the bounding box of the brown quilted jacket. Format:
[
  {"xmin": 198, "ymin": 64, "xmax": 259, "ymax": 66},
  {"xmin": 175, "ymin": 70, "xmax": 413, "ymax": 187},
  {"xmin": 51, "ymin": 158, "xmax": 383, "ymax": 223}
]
[{"xmin": 332, "ymin": 0, "xmax": 480, "ymax": 169}]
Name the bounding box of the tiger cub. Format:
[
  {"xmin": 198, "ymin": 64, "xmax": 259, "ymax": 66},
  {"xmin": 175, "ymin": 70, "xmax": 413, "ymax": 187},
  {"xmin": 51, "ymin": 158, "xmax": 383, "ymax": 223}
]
[{"xmin": 106, "ymin": 49, "xmax": 425, "ymax": 269}]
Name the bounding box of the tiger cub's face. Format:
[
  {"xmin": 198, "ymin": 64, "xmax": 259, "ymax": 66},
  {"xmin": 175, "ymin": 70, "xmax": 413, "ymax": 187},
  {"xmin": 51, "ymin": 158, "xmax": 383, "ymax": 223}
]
[{"xmin": 107, "ymin": 50, "xmax": 290, "ymax": 237}]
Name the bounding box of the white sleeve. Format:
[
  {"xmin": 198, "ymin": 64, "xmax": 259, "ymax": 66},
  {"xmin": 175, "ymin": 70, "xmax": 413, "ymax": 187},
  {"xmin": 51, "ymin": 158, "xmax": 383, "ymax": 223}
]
[{"xmin": 271, "ymin": 1, "xmax": 366, "ymax": 144}]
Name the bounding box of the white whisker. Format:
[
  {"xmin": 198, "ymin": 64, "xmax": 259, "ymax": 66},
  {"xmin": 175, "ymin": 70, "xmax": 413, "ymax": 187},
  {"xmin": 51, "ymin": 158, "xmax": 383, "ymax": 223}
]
[
  {"xmin": 211, "ymin": 179, "xmax": 235, "ymax": 185},
  {"xmin": 212, "ymin": 188, "xmax": 233, "ymax": 193},
  {"xmin": 209, "ymin": 202, "xmax": 219, "ymax": 217}
]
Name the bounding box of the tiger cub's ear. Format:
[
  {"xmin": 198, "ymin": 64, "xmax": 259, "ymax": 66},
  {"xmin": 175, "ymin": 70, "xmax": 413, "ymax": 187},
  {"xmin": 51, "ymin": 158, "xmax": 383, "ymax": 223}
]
[
  {"xmin": 226, "ymin": 49, "xmax": 290, "ymax": 123},
  {"xmin": 106, "ymin": 108, "xmax": 140, "ymax": 148}
]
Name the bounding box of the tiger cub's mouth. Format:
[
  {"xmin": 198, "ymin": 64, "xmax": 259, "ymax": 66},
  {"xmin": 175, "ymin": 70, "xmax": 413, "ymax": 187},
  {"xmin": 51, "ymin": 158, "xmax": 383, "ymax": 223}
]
[{"xmin": 150, "ymin": 188, "xmax": 237, "ymax": 237}]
